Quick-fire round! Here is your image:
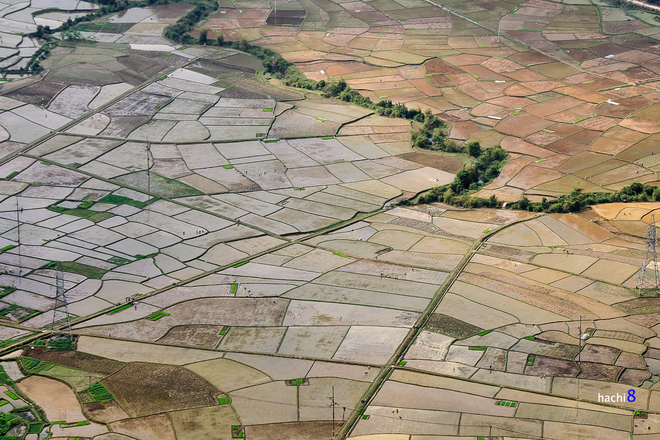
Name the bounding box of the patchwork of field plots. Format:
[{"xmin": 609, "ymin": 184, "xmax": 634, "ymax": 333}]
[
  {"xmin": 186, "ymin": 0, "xmax": 660, "ymax": 202},
  {"xmin": 353, "ymin": 208, "xmax": 660, "ymax": 438},
  {"xmin": 0, "ymin": 0, "xmax": 98, "ymax": 75},
  {"xmin": 3, "ymin": 0, "xmax": 660, "ymax": 438}
]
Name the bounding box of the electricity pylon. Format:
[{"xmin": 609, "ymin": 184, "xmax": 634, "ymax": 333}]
[
  {"xmin": 49, "ymin": 267, "xmax": 72, "ymax": 347},
  {"xmin": 638, "ymin": 214, "xmax": 660, "ymax": 296}
]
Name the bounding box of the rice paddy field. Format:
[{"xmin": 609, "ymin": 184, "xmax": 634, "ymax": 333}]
[{"xmin": 2, "ymin": 0, "xmax": 660, "ymax": 438}]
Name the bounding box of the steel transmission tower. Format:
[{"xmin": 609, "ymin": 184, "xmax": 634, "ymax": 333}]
[
  {"xmin": 49, "ymin": 269, "xmax": 72, "ymax": 346},
  {"xmin": 639, "ymin": 214, "xmax": 660, "ymax": 296}
]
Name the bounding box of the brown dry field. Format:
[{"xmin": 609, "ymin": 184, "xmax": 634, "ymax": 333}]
[
  {"xmin": 102, "ymin": 362, "xmax": 218, "ymax": 417},
  {"xmin": 156, "ymin": 325, "xmax": 225, "ymax": 348},
  {"xmin": 25, "ymin": 346, "xmax": 125, "ymax": 375},
  {"xmin": 246, "ymin": 421, "xmax": 343, "ymax": 440},
  {"xmin": 399, "ymin": 150, "xmax": 467, "ymax": 174}
]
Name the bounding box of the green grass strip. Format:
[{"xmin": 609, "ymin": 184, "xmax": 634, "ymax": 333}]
[
  {"xmin": 477, "ymin": 329, "xmax": 492, "ymax": 336},
  {"xmin": 230, "ymin": 283, "xmax": 237, "ymax": 294},
  {"xmin": 584, "ymin": 80, "xmax": 594, "ymax": 84},
  {"xmin": 573, "ymin": 117, "xmax": 587, "ymax": 123},
  {"xmin": 0, "ymin": 245, "xmax": 16, "ymax": 253},
  {"xmin": 5, "ymin": 392, "xmax": 17, "ymax": 400},
  {"xmin": 63, "ymin": 421, "xmax": 90, "ymax": 428},
  {"xmin": 109, "ymin": 303, "xmax": 132, "ymax": 314},
  {"xmin": 263, "ymin": 108, "xmax": 273, "ymax": 112},
  {"xmin": 222, "ymin": 164, "xmax": 234, "ymax": 169},
  {"xmin": 333, "ymin": 252, "xmax": 349, "ymax": 257},
  {"xmin": 322, "ymin": 136, "xmax": 334, "ymax": 140},
  {"xmin": 0, "ymin": 401, "xmax": 8, "ymax": 407},
  {"xmin": 263, "ymin": 138, "xmax": 279, "ymax": 143},
  {"xmin": 468, "ymin": 346, "xmax": 487, "ymax": 351},
  {"xmin": 542, "ymin": 129, "xmax": 554, "ymax": 133},
  {"xmin": 5, "ymin": 171, "xmax": 18, "ymax": 180},
  {"xmin": 233, "ymin": 261, "xmax": 248, "ymax": 268}
]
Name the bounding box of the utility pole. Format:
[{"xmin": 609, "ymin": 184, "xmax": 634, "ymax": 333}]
[
  {"xmin": 328, "ymin": 386, "xmax": 338, "ymax": 438},
  {"xmin": 146, "ymin": 140, "xmax": 151, "ymax": 221},
  {"xmin": 15, "ymin": 196, "xmax": 20, "ymax": 277}
]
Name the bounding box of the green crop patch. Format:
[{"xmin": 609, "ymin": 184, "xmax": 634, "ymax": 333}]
[
  {"xmin": 21, "ymin": 358, "xmax": 54, "ymax": 374},
  {"xmin": 223, "ymin": 164, "xmax": 234, "ymax": 169},
  {"xmin": 4, "ymin": 392, "xmax": 17, "ymax": 400},
  {"xmin": 28, "ymin": 423, "xmax": 44, "ymax": 434},
  {"xmin": 286, "ymin": 378, "xmax": 309, "ymax": 386},
  {"xmin": 0, "ymin": 402, "xmax": 7, "ymax": 407},
  {"xmin": 398, "ymin": 361, "xmax": 407, "ymax": 366},
  {"xmin": 108, "ymin": 256, "xmax": 131, "ymax": 265},
  {"xmin": 526, "ymin": 355, "xmax": 535, "ymax": 366},
  {"xmin": 0, "ymin": 334, "xmax": 32, "ymax": 349},
  {"xmin": 477, "ymin": 330, "xmax": 492, "ymax": 336},
  {"xmin": 5, "ymin": 172, "xmax": 18, "ymax": 180},
  {"xmin": 98, "ymin": 194, "xmax": 149, "ymax": 209},
  {"xmin": 233, "ymin": 261, "xmax": 248, "ymax": 268},
  {"xmin": 468, "ymin": 346, "xmax": 487, "ymax": 351},
  {"xmin": 47, "ymin": 200, "xmax": 111, "ymax": 221},
  {"xmin": 263, "ymin": 108, "xmax": 273, "ymax": 112},
  {"xmin": 230, "ymin": 283, "xmax": 237, "ymax": 294},
  {"xmin": 148, "ymin": 312, "xmax": 170, "ymax": 321},
  {"xmin": 0, "ymin": 245, "xmax": 15, "ymax": 253},
  {"xmin": 232, "ymin": 425, "xmax": 245, "ymax": 438},
  {"xmin": 41, "ymin": 261, "xmax": 107, "ymax": 279},
  {"xmin": 85, "ymin": 382, "xmax": 114, "ymax": 402},
  {"xmin": 263, "ymin": 138, "xmax": 279, "ymax": 143},
  {"xmin": 135, "ymin": 253, "xmax": 157, "ymax": 260},
  {"xmin": 109, "ymin": 304, "xmax": 132, "ymax": 314},
  {"xmin": 218, "ymin": 397, "xmax": 230, "ymax": 404},
  {"xmin": 333, "ymin": 252, "xmax": 349, "ymax": 257},
  {"xmin": 322, "ymin": 136, "xmax": 334, "ymax": 139},
  {"xmin": 0, "ymin": 305, "xmax": 38, "ymax": 323},
  {"xmin": 62, "ymin": 421, "xmax": 90, "ymax": 428},
  {"xmin": 496, "ymin": 400, "xmax": 517, "ymax": 407}
]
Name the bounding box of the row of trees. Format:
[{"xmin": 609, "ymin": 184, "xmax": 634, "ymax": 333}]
[{"xmin": 163, "ymin": 2, "xmax": 219, "ymax": 44}]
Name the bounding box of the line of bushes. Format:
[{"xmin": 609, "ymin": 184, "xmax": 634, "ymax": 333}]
[{"xmin": 412, "ymin": 175, "xmax": 660, "ymax": 213}]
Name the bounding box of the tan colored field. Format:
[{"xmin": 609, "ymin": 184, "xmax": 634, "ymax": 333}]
[{"xmin": 17, "ymin": 376, "xmax": 86, "ymax": 423}]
